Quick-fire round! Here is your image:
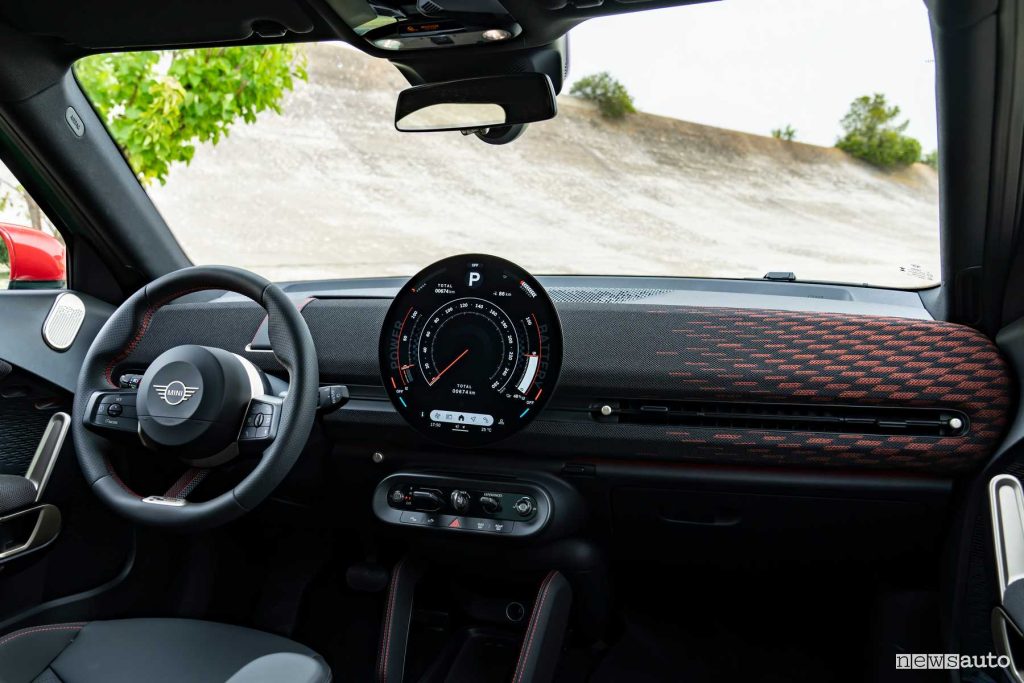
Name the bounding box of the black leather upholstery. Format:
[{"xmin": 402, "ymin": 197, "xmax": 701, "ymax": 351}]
[
  {"xmin": 512, "ymin": 571, "xmax": 572, "ymax": 683},
  {"xmin": 376, "ymin": 558, "xmax": 422, "ymax": 683},
  {"xmin": 225, "ymin": 653, "xmax": 329, "ymax": 683},
  {"xmin": 0, "ymin": 619, "xmax": 331, "ymax": 683},
  {"xmin": 0, "ymin": 474, "xmax": 35, "ymax": 514}
]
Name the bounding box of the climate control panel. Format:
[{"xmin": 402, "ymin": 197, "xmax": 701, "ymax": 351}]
[{"xmin": 373, "ymin": 473, "xmax": 550, "ymax": 538}]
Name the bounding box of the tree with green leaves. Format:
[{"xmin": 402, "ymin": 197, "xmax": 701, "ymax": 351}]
[
  {"xmin": 570, "ymin": 72, "xmax": 637, "ymax": 120},
  {"xmin": 0, "ymin": 178, "xmax": 42, "ymax": 231},
  {"xmin": 835, "ymin": 93, "xmax": 922, "ymax": 169},
  {"xmin": 771, "ymin": 125, "xmax": 796, "ymax": 142},
  {"xmin": 75, "ymin": 45, "xmax": 307, "ymax": 185}
]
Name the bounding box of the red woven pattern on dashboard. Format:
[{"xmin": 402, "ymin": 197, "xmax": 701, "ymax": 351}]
[{"xmin": 643, "ymin": 307, "xmax": 1013, "ymax": 471}]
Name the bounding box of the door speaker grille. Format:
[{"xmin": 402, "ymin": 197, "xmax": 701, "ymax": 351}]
[{"xmin": 42, "ymin": 292, "xmax": 85, "ymax": 352}]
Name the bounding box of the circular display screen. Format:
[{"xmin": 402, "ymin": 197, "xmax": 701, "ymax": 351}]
[{"xmin": 379, "ymin": 254, "xmax": 563, "ymax": 446}]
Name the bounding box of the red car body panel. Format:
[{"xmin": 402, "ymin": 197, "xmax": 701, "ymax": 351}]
[{"xmin": 0, "ymin": 222, "xmax": 66, "ymax": 285}]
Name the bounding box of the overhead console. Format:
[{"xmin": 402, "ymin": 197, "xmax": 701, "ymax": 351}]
[{"xmin": 324, "ymin": 0, "xmax": 521, "ymax": 51}]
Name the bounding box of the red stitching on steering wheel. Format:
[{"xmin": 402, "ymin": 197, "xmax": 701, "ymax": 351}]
[
  {"xmin": 104, "ymin": 456, "xmax": 140, "ymax": 497},
  {"xmin": 103, "ymin": 287, "xmax": 205, "ymax": 387}
]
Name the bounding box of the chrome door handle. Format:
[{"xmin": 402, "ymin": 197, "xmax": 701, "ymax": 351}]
[
  {"xmin": 0, "ymin": 413, "xmax": 69, "ymax": 564},
  {"xmin": 989, "ymin": 475, "xmax": 1024, "ymax": 682},
  {"xmin": 0, "ymin": 504, "xmax": 61, "ymax": 562},
  {"xmin": 25, "ymin": 412, "xmax": 70, "ymax": 500}
]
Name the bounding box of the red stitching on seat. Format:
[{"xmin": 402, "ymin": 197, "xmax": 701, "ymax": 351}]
[
  {"xmin": 513, "ymin": 571, "xmax": 558, "ymax": 683},
  {"xmin": 378, "ymin": 558, "xmax": 405, "ymax": 683},
  {"xmin": 0, "ymin": 623, "xmax": 86, "ymax": 649},
  {"xmin": 103, "ymin": 287, "xmax": 205, "ymax": 387}
]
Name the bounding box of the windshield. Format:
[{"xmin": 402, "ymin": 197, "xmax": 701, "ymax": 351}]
[{"xmin": 75, "ymin": 0, "xmax": 939, "ymax": 288}]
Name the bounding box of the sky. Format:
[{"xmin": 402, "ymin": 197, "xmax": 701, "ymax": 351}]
[{"xmin": 565, "ymin": 0, "xmax": 938, "ymax": 150}]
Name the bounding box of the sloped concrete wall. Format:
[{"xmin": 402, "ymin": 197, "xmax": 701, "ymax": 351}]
[{"xmin": 150, "ymin": 43, "xmax": 939, "ymax": 288}]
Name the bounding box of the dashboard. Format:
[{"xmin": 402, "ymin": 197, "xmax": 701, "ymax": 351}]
[
  {"xmin": 0, "ymin": 258, "xmax": 1016, "ymax": 545},
  {"xmin": 66, "ymin": 259, "xmax": 1009, "ymax": 476},
  {"xmin": 0, "ymin": 256, "xmax": 1014, "ymax": 565},
  {"xmin": 3, "ymin": 258, "xmax": 1011, "ymax": 477}
]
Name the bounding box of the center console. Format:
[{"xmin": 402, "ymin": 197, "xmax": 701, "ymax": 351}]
[
  {"xmin": 368, "ymin": 469, "xmax": 597, "ymax": 682},
  {"xmin": 373, "ymin": 473, "xmax": 551, "ymax": 537},
  {"xmin": 371, "ymin": 472, "xmax": 584, "ymax": 540},
  {"xmin": 374, "ymin": 558, "xmax": 575, "ymax": 683}
]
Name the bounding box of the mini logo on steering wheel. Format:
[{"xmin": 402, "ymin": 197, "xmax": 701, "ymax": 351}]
[{"xmin": 154, "ymin": 380, "xmax": 199, "ymax": 406}]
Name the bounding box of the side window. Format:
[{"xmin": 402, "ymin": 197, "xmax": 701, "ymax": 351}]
[{"xmin": 0, "ymin": 160, "xmax": 66, "ymax": 290}]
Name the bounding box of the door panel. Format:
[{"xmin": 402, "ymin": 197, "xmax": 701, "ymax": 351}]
[
  {"xmin": 0, "ymin": 363, "xmax": 64, "ymax": 476},
  {"xmin": 0, "ymin": 290, "xmax": 134, "ymax": 628},
  {"xmin": 0, "ymin": 290, "xmax": 113, "ymax": 393}
]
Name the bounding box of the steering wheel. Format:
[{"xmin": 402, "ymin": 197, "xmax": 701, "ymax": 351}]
[{"xmin": 70, "ymin": 266, "xmax": 319, "ymax": 530}]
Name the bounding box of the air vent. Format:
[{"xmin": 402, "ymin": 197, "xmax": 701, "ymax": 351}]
[
  {"xmin": 416, "ymin": 0, "xmax": 445, "ymax": 15},
  {"xmin": 591, "ymin": 399, "xmax": 969, "ymax": 437},
  {"xmin": 548, "ymin": 287, "xmax": 671, "ymax": 304}
]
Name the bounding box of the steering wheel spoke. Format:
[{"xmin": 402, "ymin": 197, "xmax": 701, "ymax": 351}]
[
  {"xmin": 83, "ymin": 390, "xmax": 142, "ymax": 437},
  {"xmin": 238, "ymin": 395, "xmax": 283, "ymax": 451}
]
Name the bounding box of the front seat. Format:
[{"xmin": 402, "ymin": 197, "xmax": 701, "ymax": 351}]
[{"xmin": 0, "ymin": 618, "xmax": 331, "ymax": 683}]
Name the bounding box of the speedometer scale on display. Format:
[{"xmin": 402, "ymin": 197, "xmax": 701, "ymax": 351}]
[{"xmin": 379, "ymin": 254, "xmax": 563, "ymax": 446}]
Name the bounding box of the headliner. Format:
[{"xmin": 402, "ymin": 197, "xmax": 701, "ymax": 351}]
[{"xmin": 0, "ymin": 0, "xmax": 712, "ymax": 54}]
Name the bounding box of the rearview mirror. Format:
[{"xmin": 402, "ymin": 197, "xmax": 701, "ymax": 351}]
[{"xmin": 395, "ymin": 73, "xmax": 557, "ymax": 133}]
